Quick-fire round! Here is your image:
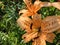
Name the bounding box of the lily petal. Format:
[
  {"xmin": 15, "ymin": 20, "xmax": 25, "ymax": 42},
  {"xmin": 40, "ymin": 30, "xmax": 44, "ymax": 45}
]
[
  {"xmin": 17, "ymin": 16, "xmax": 32, "ymax": 32},
  {"xmin": 22, "ymin": 32, "xmax": 38, "ymax": 43},
  {"xmin": 33, "ymin": 0, "xmax": 42, "ymax": 13},
  {"xmin": 33, "ymin": 1, "xmax": 52, "ymax": 13},
  {"xmin": 32, "ymin": 14, "xmax": 41, "ymax": 29},
  {"xmin": 32, "ymin": 33, "xmax": 46, "ymax": 45},
  {"xmin": 41, "ymin": 16, "xmax": 60, "ymax": 33},
  {"xmin": 42, "ymin": 2, "xmax": 52, "ymax": 7},
  {"xmin": 23, "ymin": 0, "xmax": 33, "ymax": 12},
  {"xmin": 52, "ymin": 2, "xmax": 60, "ymax": 10},
  {"xmin": 46, "ymin": 33, "xmax": 56, "ymax": 43}
]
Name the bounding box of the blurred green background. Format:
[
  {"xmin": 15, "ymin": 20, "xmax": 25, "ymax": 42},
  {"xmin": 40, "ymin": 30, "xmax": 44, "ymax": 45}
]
[{"xmin": 0, "ymin": 0, "xmax": 60, "ymax": 45}]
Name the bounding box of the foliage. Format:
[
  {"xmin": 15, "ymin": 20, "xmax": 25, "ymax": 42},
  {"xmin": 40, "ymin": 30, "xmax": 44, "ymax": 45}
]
[{"xmin": 0, "ymin": 0, "xmax": 60, "ymax": 45}]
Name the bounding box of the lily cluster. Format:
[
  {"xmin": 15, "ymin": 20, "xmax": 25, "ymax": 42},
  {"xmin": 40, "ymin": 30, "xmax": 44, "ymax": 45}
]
[{"xmin": 17, "ymin": 0, "xmax": 60, "ymax": 45}]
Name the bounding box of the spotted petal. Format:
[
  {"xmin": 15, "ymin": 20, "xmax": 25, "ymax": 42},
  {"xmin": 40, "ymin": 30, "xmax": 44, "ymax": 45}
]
[
  {"xmin": 52, "ymin": 2, "xmax": 60, "ymax": 10},
  {"xmin": 22, "ymin": 32, "xmax": 38, "ymax": 43},
  {"xmin": 46, "ymin": 33, "xmax": 56, "ymax": 43},
  {"xmin": 41, "ymin": 16, "xmax": 60, "ymax": 33},
  {"xmin": 32, "ymin": 14, "xmax": 41, "ymax": 29},
  {"xmin": 32, "ymin": 33, "xmax": 46, "ymax": 45},
  {"xmin": 17, "ymin": 16, "xmax": 32, "ymax": 33}
]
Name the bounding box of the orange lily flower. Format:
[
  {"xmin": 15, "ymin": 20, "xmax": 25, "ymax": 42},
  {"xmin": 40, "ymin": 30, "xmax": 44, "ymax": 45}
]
[{"xmin": 17, "ymin": 0, "xmax": 60, "ymax": 45}]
